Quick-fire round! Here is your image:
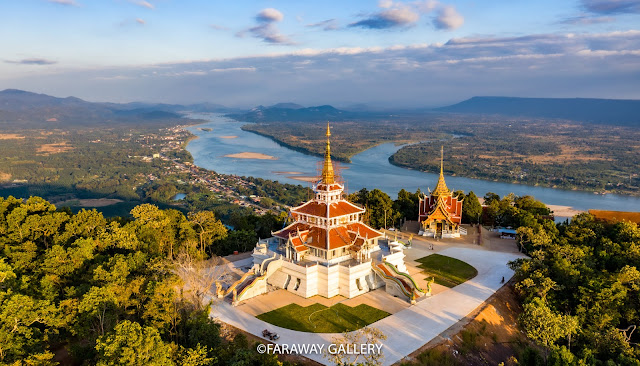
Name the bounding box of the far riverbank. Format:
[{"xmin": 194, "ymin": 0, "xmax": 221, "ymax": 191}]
[{"xmin": 185, "ymin": 114, "xmax": 640, "ymax": 213}]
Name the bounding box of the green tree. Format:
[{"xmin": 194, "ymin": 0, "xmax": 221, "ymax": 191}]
[
  {"xmin": 393, "ymin": 189, "xmax": 420, "ymax": 221},
  {"xmin": 95, "ymin": 320, "xmax": 174, "ymax": 366},
  {"xmin": 462, "ymin": 191, "xmax": 482, "ymax": 224},
  {"xmin": 519, "ymin": 297, "xmax": 578, "ymax": 353},
  {"xmin": 0, "ymin": 293, "xmax": 63, "ymax": 362},
  {"xmin": 188, "ymin": 211, "xmax": 227, "ymax": 254}
]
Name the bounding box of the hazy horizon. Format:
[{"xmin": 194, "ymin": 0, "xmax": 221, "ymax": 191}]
[{"xmin": 1, "ymin": 0, "xmax": 639, "ymax": 108}]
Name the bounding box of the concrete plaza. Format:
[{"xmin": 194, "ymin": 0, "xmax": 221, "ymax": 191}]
[{"xmin": 211, "ymin": 245, "xmax": 525, "ymax": 365}]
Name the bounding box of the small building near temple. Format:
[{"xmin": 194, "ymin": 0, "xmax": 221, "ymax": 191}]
[{"xmin": 418, "ymin": 147, "xmax": 464, "ymax": 238}]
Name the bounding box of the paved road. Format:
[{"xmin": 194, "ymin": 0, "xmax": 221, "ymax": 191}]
[{"xmin": 211, "ymin": 247, "xmax": 525, "ymax": 365}]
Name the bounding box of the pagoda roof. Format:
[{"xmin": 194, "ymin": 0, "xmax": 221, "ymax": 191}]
[
  {"xmin": 301, "ymin": 226, "xmax": 353, "ymax": 250},
  {"xmin": 346, "ymin": 222, "xmax": 383, "ymax": 239},
  {"xmin": 275, "ymin": 218, "xmax": 381, "ymax": 251},
  {"xmin": 273, "ymin": 222, "xmax": 310, "ymax": 240},
  {"xmin": 424, "ymin": 197, "xmax": 456, "ymax": 224},
  {"xmin": 316, "ymin": 183, "xmax": 343, "ymax": 191},
  {"xmin": 291, "ymin": 199, "xmax": 364, "ymax": 218},
  {"xmin": 349, "ymin": 237, "xmax": 366, "ymax": 252},
  {"xmin": 290, "ymin": 236, "xmax": 308, "ymax": 252}
]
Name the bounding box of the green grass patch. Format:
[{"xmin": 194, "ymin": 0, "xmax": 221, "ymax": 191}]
[
  {"xmin": 416, "ymin": 254, "xmax": 478, "ymax": 288},
  {"xmin": 256, "ymin": 303, "xmax": 389, "ymax": 333}
]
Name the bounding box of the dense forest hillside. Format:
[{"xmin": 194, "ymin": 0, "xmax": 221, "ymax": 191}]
[
  {"xmin": 437, "ymin": 96, "xmax": 640, "ymax": 127},
  {"xmin": 0, "ymin": 197, "xmax": 289, "ymax": 365}
]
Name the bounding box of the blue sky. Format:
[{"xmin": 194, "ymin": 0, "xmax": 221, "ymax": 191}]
[{"xmin": 1, "ymin": 0, "xmax": 639, "ymax": 107}]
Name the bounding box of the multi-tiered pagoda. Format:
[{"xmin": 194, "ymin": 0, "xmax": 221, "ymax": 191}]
[
  {"xmin": 272, "ymin": 123, "xmax": 383, "ymax": 264},
  {"xmin": 418, "ymin": 147, "xmax": 463, "ymax": 238},
  {"xmin": 223, "ymin": 124, "xmax": 423, "ymax": 303}
]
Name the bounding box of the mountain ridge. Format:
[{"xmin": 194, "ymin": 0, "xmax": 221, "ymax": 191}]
[
  {"xmin": 437, "ymin": 96, "xmax": 640, "ymax": 126},
  {"xmin": 0, "ymin": 89, "xmax": 235, "ymax": 128}
]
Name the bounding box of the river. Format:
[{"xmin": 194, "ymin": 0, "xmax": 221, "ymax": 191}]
[{"xmin": 185, "ymin": 113, "xmax": 640, "ymax": 213}]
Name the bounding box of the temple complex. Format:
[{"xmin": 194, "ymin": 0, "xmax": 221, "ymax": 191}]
[
  {"xmin": 217, "ymin": 124, "xmax": 425, "ymax": 305},
  {"xmin": 418, "ymin": 147, "xmax": 464, "ymax": 238}
]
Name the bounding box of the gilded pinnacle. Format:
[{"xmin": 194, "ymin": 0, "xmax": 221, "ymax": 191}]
[{"xmin": 321, "ymin": 122, "xmax": 335, "ymax": 184}]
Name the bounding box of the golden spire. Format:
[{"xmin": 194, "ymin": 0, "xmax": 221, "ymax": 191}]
[
  {"xmin": 321, "ymin": 122, "xmax": 335, "ymax": 184},
  {"xmin": 432, "ymin": 146, "xmax": 450, "ymax": 197}
]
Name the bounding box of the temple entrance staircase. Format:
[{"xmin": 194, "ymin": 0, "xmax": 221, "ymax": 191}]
[
  {"xmin": 372, "ymin": 261, "xmax": 425, "ymax": 304},
  {"xmin": 216, "ymin": 254, "xmax": 284, "ymax": 305}
]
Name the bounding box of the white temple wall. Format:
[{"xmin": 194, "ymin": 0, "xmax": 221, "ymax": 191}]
[
  {"xmin": 383, "ymin": 251, "xmax": 407, "ymax": 272},
  {"xmin": 339, "ymin": 261, "xmax": 377, "ymax": 298}
]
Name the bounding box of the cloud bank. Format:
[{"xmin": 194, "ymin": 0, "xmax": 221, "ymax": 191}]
[
  {"xmin": 5, "ymin": 30, "xmax": 640, "ymax": 107},
  {"xmin": 5, "ymin": 58, "xmax": 57, "ymax": 65},
  {"xmin": 581, "ymin": 0, "xmax": 640, "ymax": 14}
]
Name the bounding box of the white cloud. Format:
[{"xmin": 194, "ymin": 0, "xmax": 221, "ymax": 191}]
[
  {"xmin": 379, "ymin": 0, "xmax": 394, "ymax": 9},
  {"xmin": 350, "ymin": 0, "xmax": 441, "ymax": 30},
  {"xmin": 256, "ymin": 8, "xmax": 284, "ymax": 23},
  {"xmin": 130, "ymin": 0, "xmax": 154, "ymax": 9},
  {"xmin": 434, "ymin": 6, "xmax": 464, "ymax": 30},
  {"xmin": 136, "ymin": 18, "xmax": 146, "ymax": 25},
  {"xmin": 242, "ymin": 8, "xmax": 293, "ymax": 45},
  {"xmin": 47, "ymin": 0, "xmax": 78, "ymax": 6},
  {"xmin": 306, "ymin": 19, "xmax": 339, "ymax": 31}
]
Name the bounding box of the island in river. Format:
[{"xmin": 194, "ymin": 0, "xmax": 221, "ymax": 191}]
[{"xmin": 224, "ymin": 152, "xmax": 277, "ymax": 160}]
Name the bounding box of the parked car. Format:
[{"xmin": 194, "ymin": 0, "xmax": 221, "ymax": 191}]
[{"xmin": 262, "ymin": 329, "xmax": 280, "ymax": 341}]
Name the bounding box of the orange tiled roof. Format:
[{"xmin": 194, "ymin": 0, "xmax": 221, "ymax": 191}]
[
  {"xmin": 292, "ymin": 200, "xmax": 364, "ymax": 218},
  {"xmin": 349, "ymin": 237, "xmax": 366, "ymax": 252},
  {"xmin": 273, "ymin": 222, "xmax": 310, "ymax": 240},
  {"xmin": 346, "ymin": 222, "xmax": 383, "ymax": 239},
  {"xmin": 290, "ymin": 226, "xmax": 354, "ymax": 250},
  {"xmin": 316, "ymin": 183, "xmax": 343, "ymax": 191},
  {"xmin": 291, "ymin": 237, "xmax": 308, "ymax": 252}
]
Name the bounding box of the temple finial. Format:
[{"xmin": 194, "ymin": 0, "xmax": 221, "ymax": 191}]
[
  {"xmin": 321, "ymin": 122, "xmax": 335, "ymax": 184},
  {"xmin": 433, "ymin": 146, "xmax": 450, "ymax": 197}
]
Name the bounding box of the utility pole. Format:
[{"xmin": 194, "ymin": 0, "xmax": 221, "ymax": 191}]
[{"xmin": 384, "ymin": 209, "xmax": 388, "ymax": 230}]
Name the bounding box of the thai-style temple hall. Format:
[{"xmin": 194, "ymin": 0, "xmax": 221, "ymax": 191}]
[{"xmin": 418, "ymin": 147, "xmax": 465, "ymax": 238}]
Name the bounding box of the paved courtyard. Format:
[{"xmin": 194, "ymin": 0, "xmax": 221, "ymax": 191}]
[{"xmin": 211, "ymin": 245, "xmax": 525, "ymax": 365}]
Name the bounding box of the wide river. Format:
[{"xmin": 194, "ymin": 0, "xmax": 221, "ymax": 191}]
[{"xmin": 186, "ymin": 114, "xmax": 640, "ymax": 212}]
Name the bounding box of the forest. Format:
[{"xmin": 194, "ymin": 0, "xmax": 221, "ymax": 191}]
[
  {"xmin": 0, "ymin": 196, "xmax": 291, "ymax": 366},
  {"xmin": 510, "ymin": 210, "xmax": 640, "ymax": 365}
]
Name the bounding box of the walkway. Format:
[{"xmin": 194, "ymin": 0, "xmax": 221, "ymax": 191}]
[{"xmin": 211, "ymin": 247, "xmax": 524, "ymax": 365}]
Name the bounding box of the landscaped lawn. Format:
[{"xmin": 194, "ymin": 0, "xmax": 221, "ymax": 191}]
[
  {"xmin": 256, "ymin": 303, "xmax": 390, "ymax": 333},
  {"xmin": 416, "ymin": 254, "xmax": 478, "ymax": 288}
]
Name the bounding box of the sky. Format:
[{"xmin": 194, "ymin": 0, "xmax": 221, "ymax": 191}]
[{"xmin": 0, "ymin": 0, "xmax": 639, "ymax": 108}]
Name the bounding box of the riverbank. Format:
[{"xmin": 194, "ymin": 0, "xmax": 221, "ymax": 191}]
[
  {"xmin": 387, "ymin": 156, "xmax": 637, "ymax": 197},
  {"xmin": 184, "ymin": 115, "xmax": 640, "ymax": 212}
]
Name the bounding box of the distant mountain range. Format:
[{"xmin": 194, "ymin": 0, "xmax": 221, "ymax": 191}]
[
  {"xmin": 0, "ymin": 89, "xmax": 235, "ymax": 128},
  {"xmin": 437, "ymin": 96, "xmax": 640, "ymax": 126},
  {"xmin": 226, "ymin": 104, "xmax": 365, "ymax": 122},
  {"xmin": 2, "ymin": 89, "xmax": 638, "ymax": 128}
]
